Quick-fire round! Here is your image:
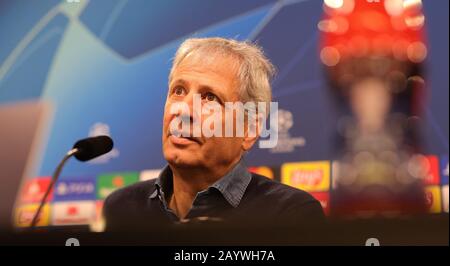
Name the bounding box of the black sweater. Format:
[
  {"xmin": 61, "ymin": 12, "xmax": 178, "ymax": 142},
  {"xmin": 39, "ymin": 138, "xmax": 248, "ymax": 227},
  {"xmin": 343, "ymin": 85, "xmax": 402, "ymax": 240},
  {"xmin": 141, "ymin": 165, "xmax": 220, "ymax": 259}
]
[{"xmin": 103, "ymin": 172, "xmax": 325, "ymax": 232}]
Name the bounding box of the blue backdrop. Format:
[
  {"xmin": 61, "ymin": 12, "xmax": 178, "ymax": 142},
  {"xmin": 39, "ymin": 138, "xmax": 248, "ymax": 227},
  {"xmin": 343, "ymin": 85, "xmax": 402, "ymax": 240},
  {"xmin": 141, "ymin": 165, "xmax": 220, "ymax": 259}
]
[{"xmin": 0, "ymin": 0, "xmax": 448, "ymax": 179}]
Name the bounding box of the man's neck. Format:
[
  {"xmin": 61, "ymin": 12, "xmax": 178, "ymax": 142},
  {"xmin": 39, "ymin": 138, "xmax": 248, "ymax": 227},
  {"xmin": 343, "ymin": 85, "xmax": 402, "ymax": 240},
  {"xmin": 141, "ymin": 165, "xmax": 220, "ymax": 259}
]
[{"xmin": 168, "ymin": 159, "xmax": 240, "ymax": 219}]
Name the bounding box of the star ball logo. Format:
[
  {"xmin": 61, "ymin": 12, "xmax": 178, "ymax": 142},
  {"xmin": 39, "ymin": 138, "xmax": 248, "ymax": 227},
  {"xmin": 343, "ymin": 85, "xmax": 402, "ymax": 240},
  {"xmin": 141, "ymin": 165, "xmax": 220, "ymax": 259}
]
[{"xmin": 268, "ymin": 109, "xmax": 305, "ymax": 153}]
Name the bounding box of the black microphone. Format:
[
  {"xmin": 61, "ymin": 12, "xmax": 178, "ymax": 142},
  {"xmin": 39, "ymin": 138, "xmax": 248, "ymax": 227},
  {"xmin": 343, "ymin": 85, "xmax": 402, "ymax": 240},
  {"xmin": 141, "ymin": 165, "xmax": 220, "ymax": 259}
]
[
  {"xmin": 73, "ymin": 135, "xmax": 114, "ymax": 161},
  {"xmin": 30, "ymin": 136, "xmax": 114, "ymax": 228}
]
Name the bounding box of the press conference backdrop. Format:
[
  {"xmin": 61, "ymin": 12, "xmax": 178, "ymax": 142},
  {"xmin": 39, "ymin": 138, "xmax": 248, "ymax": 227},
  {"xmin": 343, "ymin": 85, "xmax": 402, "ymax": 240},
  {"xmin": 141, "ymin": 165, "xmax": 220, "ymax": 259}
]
[{"xmin": 0, "ymin": 0, "xmax": 448, "ymax": 228}]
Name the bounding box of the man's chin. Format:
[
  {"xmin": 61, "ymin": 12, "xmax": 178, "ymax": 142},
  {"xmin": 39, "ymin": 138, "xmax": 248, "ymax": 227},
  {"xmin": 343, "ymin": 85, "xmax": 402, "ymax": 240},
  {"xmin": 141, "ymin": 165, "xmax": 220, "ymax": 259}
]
[{"xmin": 164, "ymin": 151, "xmax": 200, "ymax": 168}]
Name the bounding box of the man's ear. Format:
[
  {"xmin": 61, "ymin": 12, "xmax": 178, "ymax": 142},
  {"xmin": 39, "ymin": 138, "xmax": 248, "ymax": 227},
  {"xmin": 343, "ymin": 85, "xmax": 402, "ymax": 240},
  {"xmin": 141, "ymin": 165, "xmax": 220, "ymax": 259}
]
[{"xmin": 242, "ymin": 113, "xmax": 263, "ymax": 151}]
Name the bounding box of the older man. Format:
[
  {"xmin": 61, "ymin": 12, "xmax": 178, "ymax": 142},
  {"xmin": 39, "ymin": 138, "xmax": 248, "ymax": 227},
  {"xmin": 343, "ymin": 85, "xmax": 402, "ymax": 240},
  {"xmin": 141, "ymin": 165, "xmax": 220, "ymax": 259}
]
[{"xmin": 103, "ymin": 37, "xmax": 324, "ymax": 231}]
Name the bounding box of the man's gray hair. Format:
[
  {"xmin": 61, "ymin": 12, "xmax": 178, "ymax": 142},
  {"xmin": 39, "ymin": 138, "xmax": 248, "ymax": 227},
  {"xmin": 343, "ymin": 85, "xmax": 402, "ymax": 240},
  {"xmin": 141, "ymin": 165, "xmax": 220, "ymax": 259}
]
[{"xmin": 169, "ymin": 37, "xmax": 276, "ymax": 109}]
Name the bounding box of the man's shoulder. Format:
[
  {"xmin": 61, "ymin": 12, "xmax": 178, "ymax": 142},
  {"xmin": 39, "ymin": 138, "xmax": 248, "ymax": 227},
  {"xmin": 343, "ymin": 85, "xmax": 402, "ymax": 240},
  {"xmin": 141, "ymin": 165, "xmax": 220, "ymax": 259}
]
[
  {"xmin": 249, "ymin": 173, "xmax": 315, "ymax": 200},
  {"xmin": 247, "ymin": 173, "xmax": 318, "ymax": 204},
  {"xmin": 239, "ymin": 173, "xmax": 325, "ymax": 224}
]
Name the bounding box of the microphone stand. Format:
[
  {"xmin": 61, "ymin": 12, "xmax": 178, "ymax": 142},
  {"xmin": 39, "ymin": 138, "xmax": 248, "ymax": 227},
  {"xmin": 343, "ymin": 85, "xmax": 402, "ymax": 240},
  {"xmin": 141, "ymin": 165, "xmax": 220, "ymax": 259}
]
[{"xmin": 29, "ymin": 148, "xmax": 79, "ymax": 229}]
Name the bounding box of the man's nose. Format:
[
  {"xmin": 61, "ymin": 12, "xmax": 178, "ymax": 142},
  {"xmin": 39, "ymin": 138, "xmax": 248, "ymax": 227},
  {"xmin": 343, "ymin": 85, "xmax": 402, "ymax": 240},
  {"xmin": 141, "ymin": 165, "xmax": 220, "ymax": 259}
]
[
  {"xmin": 180, "ymin": 92, "xmax": 200, "ymax": 122},
  {"xmin": 183, "ymin": 92, "xmax": 194, "ymax": 109}
]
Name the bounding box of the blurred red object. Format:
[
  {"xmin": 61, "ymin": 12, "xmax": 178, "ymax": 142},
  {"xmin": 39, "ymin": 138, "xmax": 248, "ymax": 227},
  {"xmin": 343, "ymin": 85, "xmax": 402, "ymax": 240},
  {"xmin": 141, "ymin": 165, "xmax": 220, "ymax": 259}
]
[{"xmin": 320, "ymin": 0, "xmax": 426, "ymax": 63}]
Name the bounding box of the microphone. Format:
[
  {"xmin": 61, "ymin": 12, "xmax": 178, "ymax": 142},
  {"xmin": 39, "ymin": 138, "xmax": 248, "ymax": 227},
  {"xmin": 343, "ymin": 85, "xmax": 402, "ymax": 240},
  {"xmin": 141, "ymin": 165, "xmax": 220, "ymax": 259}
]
[
  {"xmin": 30, "ymin": 136, "xmax": 114, "ymax": 228},
  {"xmin": 73, "ymin": 136, "xmax": 113, "ymax": 161}
]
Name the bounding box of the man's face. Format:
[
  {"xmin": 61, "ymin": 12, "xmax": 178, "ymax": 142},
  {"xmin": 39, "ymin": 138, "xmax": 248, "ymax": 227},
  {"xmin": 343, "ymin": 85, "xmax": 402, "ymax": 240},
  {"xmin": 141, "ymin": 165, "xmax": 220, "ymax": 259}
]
[{"xmin": 162, "ymin": 54, "xmax": 249, "ymax": 170}]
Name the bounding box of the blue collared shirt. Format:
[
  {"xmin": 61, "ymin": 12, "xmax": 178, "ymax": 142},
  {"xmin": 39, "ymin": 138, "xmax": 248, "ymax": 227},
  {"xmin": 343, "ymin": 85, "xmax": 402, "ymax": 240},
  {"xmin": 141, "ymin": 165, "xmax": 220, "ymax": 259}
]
[{"xmin": 149, "ymin": 160, "xmax": 252, "ymax": 221}]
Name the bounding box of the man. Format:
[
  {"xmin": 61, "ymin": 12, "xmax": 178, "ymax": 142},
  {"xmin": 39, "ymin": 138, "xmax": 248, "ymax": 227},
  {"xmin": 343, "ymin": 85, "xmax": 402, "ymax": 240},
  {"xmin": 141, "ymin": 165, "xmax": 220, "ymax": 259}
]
[{"xmin": 103, "ymin": 37, "xmax": 324, "ymax": 231}]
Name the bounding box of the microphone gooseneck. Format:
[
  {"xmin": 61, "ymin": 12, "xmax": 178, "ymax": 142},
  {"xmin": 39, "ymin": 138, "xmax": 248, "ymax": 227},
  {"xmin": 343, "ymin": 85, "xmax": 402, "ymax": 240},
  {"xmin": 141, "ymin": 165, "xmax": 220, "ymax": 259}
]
[
  {"xmin": 29, "ymin": 148, "xmax": 79, "ymax": 228},
  {"xmin": 30, "ymin": 136, "xmax": 114, "ymax": 228}
]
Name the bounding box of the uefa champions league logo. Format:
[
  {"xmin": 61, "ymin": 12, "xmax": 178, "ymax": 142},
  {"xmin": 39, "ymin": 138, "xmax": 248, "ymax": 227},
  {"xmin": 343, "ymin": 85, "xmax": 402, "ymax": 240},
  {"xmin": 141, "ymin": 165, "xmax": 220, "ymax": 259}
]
[
  {"xmin": 268, "ymin": 109, "xmax": 305, "ymax": 153},
  {"xmin": 277, "ymin": 109, "xmax": 293, "ymax": 134}
]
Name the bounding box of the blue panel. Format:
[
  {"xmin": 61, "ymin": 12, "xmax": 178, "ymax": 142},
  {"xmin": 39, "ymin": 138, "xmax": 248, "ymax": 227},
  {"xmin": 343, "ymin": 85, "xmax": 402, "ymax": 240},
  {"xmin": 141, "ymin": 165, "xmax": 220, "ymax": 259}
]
[
  {"xmin": 0, "ymin": 0, "xmax": 61, "ymax": 64},
  {"xmin": 37, "ymin": 4, "xmax": 270, "ymax": 176},
  {"xmin": 0, "ymin": 14, "xmax": 68, "ymax": 103},
  {"xmin": 0, "ymin": 0, "xmax": 447, "ymax": 179},
  {"xmin": 80, "ymin": 0, "xmax": 274, "ymax": 58}
]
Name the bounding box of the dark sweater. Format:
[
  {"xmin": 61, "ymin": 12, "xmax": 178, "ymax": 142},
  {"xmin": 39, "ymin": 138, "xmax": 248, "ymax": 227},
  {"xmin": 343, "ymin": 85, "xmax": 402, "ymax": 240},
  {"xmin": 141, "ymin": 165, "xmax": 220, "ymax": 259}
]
[{"xmin": 103, "ymin": 167, "xmax": 325, "ymax": 232}]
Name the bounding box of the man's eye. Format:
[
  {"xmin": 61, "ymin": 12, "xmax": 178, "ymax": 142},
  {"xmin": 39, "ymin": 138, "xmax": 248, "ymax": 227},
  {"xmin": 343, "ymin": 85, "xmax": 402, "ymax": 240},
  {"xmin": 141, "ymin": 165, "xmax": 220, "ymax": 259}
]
[
  {"xmin": 173, "ymin": 86, "xmax": 185, "ymax": 96},
  {"xmin": 203, "ymin": 92, "xmax": 218, "ymax": 102}
]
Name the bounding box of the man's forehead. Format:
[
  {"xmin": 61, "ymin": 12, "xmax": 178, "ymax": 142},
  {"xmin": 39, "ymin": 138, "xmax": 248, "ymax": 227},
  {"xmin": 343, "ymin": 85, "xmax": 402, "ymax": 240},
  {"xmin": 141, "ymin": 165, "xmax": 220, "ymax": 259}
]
[
  {"xmin": 176, "ymin": 51, "xmax": 240, "ymax": 76},
  {"xmin": 170, "ymin": 52, "xmax": 240, "ymax": 96}
]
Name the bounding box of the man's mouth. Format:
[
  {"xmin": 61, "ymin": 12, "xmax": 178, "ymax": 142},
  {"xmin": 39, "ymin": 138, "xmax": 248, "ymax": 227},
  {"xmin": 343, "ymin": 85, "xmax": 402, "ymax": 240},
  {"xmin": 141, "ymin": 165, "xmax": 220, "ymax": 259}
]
[{"xmin": 168, "ymin": 131, "xmax": 201, "ymax": 145}]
